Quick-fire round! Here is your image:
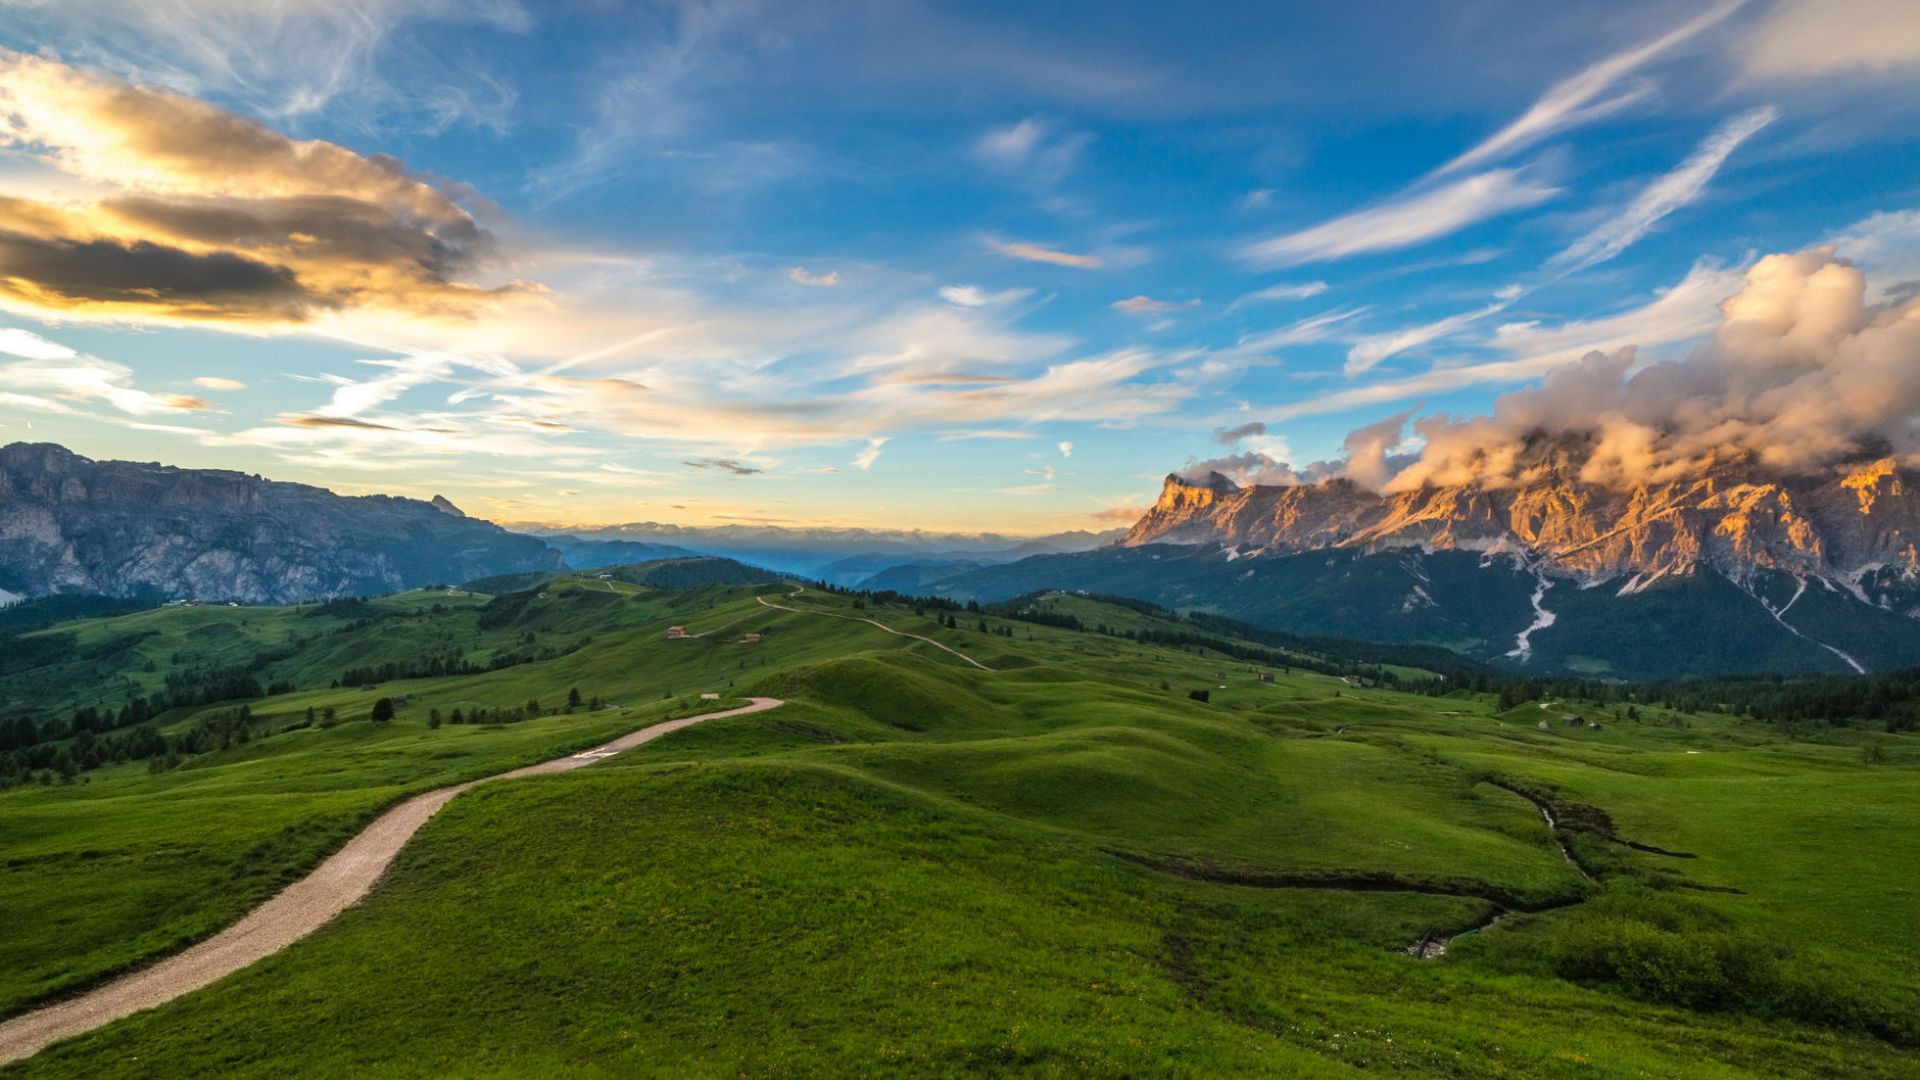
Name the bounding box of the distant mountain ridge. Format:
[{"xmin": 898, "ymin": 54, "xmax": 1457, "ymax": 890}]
[
  {"xmin": 508, "ymin": 520, "xmax": 1122, "ymax": 579},
  {"xmin": 868, "ymin": 439, "xmax": 1920, "ymax": 678},
  {"xmin": 0, "ymin": 443, "xmax": 562, "ymax": 604}
]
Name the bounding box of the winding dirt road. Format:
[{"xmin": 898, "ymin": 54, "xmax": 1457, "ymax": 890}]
[
  {"xmin": 756, "ymin": 591, "xmax": 993, "ymax": 670},
  {"xmin": 0, "ymin": 696, "xmax": 786, "ymax": 1067}
]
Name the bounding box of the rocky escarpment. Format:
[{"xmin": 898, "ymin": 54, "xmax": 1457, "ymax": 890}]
[
  {"xmin": 1126, "ymin": 448, "xmax": 1920, "ymax": 612},
  {"xmin": 0, "ymin": 443, "xmax": 562, "ymax": 604}
]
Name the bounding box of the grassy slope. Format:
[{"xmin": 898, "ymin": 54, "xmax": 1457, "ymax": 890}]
[{"xmin": 1, "ymin": 583, "xmax": 1915, "ymax": 1077}]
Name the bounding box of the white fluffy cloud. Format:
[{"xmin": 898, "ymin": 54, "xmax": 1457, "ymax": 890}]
[
  {"xmin": 1386, "ymin": 247, "xmax": 1920, "ymax": 490},
  {"xmin": 786, "ymin": 267, "xmax": 840, "ymax": 287},
  {"xmin": 939, "ymin": 285, "xmax": 1033, "ymax": 308},
  {"xmin": 0, "ymin": 327, "xmax": 78, "ymax": 361}
]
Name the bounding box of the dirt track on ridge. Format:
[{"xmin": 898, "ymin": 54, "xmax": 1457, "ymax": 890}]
[
  {"xmin": 756, "ymin": 591, "xmax": 992, "ymax": 670},
  {"xmin": 0, "ymin": 696, "xmax": 786, "ymax": 1067}
]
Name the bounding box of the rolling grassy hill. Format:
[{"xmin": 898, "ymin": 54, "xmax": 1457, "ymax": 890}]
[{"xmin": 0, "ymin": 568, "xmax": 1914, "ymax": 1077}]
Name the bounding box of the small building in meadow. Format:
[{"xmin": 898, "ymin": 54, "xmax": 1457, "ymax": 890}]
[
  {"xmin": 665, "ymin": 626, "xmax": 689, "ymax": 640},
  {"xmin": 742, "ymin": 633, "xmax": 762, "ymax": 643}
]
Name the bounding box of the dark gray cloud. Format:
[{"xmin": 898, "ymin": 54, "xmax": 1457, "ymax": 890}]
[
  {"xmin": 683, "ymin": 458, "xmax": 762, "ymax": 476},
  {"xmin": 1179, "ymin": 450, "xmax": 1313, "ymax": 486},
  {"xmin": 1213, "ymin": 421, "xmax": 1266, "ymax": 444},
  {"xmin": 279, "ymin": 414, "xmax": 399, "ymax": 431},
  {"xmin": 105, "ymin": 193, "xmax": 492, "ymax": 281},
  {"xmin": 0, "ymin": 224, "xmax": 315, "ymax": 322},
  {"xmin": 0, "ymin": 50, "xmax": 527, "ymax": 325}
]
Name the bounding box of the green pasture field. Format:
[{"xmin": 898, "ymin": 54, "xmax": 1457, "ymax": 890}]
[{"xmin": 1, "ymin": 572, "xmax": 1913, "ymax": 1076}]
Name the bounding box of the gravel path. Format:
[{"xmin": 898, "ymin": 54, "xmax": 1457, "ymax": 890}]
[
  {"xmin": 0, "ymin": 696, "xmax": 786, "ymax": 1067},
  {"xmin": 756, "ymin": 592, "xmax": 993, "ymax": 670}
]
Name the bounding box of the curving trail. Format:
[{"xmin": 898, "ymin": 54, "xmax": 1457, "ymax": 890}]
[
  {"xmin": 0, "ymin": 697, "xmax": 786, "ymax": 1067},
  {"xmin": 756, "ymin": 591, "xmax": 993, "ymax": 670}
]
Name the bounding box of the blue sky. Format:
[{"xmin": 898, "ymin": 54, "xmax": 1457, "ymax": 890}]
[{"xmin": 0, "ymin": 0, "xmax": 1917, "ymax": 531}]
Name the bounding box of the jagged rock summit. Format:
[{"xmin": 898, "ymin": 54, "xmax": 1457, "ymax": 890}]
[
  {"xmin": 1127, "ymin": 448, "xmax": 1920, "ymax": 613},
  {"xmin": 0, "ymin": 443, "xmax": 561, "ymax": 604}
]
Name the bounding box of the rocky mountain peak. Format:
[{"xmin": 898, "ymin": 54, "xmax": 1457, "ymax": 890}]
[
  {"xmin": 1123, "ymin": 451, "xmax": 1920, "ymax": 601},
  {"xmin": 1154, "ymin": 471, "xmax": 1240, "ymax": 511},
  {"xmin": 1840, "ymin": 457, "xmax": 1903, "ymax": 514},
  {"xmin": 430, "ymin": 494, "xmax": 467, "ymax": 518},
  {"xmin": 0, "ymin": 442, "xmax": 562, "ymax": 603}
]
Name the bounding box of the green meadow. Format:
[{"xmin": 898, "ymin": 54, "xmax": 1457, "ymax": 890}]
[{"xmin": 1, "ymin": 568, "xmax": 1914, "ymax": 1077}]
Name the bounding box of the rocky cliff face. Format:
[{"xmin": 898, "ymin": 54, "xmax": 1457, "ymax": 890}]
[
  {"xmin": 1126, "ymin": 449, "xmax": 1920, "ymax": 614},
  {"xmin": 0, "ymin": 443, "xmax": 562, "ymax": 603}
]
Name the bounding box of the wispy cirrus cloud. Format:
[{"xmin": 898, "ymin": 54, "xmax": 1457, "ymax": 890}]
[
  {"xmin": 1265, "ymin": 259, "xmax": 1743, "ymax": 422},
  {"xmin": 1240, "ymin": 169, "xmax": 1558, "ymax": 268},
  {"xmin": 1111, "ymin": 295, "xmax": 1199, "ymax": 315},
  {"xmin": 1434, "ymin": 0, "xmax": 1747, "ymax": 178},
  {"xmin": 1338, "ymin": 104, "xmax": 1776, "ymax": 378},
  {"xmin": 974, "ymin": 116, "xmax": 1089, "ymax": 183},
  {"xmin": 0, "ymin": 0, "xmax": 530, "ymax": 129},
  {"xmin": 1, "ymin": 353, "xmax": 217, "ymax": 416},
  {"xmin": 937, "ymin": 429, "xmax": 1037, "ymax": 441},
  {"xmin": 987, "ymin": 238, "xmax": 1104, "ymax": 269},
  {"xmin": 0, "ymin": 323, "xmax": 219, "ymax": 414},
  {"xmin": 1227, "ymin": 306, "xmax": 1368, "ymax": 358},
  {"xmin": 1345, "ymin": 294, "xmax": 1519, "ymax": 376},
  {"xmin": 1226, "ymin": 281, "xmax": 1328, "ymax": 311},
  {"xmin": 309, "ymin": 355, "xmax": 455, "ymax": 419},
  {"xmin": 852, "ymin": 437, "xmax": 888, "ymax": 471},
  {"xmin": 1550, "ymin": 105, "xmax": 1778, "ymax": 276}
]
